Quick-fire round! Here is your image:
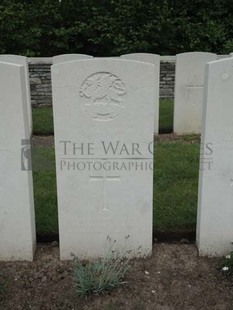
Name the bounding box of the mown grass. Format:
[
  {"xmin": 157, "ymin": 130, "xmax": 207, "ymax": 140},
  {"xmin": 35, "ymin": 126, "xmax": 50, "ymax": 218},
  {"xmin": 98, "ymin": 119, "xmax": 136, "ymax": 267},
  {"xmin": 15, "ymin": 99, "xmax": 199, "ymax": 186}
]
[
  {"xmin": 32, "ymin": 107, "xmax": 54, "ymax": 135},
  {"xmin": 159, "ymin": 99, "xmax": 173, "ymax": 133},
  {"xmin": 32, "ymin": 139, "xmax": 200, "ymax": 236},
  {"xmin": 154, "ymin": 141, "xmax": 199, "ymax": 232},
  {"xmin": 32, "ymin": 146, "xmax": 58, "ymax": 236}
]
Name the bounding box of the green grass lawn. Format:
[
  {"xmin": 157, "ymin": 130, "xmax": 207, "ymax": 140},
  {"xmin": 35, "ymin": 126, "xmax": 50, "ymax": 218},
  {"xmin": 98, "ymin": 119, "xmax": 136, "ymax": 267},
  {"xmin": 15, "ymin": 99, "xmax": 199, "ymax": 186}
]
[
  {"xmin": 32, "ymin": 146, "xmax": 57, "ymax": 236},
  {"xmin": 32, "ymin": 139, "xmax": 200, "ymax": 237},
  {"xmin": 159, "ymin": 99, "xmax": 173, "ymax": 133},
  {"xmin": 154, "ymin": 141, "xmax": 199, "ymax": 232},
  {"xmin": 32, "ymin": 107, "xmax": 54, "ymax": 135}
]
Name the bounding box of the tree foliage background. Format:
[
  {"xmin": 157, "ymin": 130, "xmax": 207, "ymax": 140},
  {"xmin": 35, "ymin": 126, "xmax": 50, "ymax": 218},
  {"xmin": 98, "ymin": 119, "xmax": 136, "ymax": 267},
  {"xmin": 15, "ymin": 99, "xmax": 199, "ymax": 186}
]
[{"xmin": 0, "ymin": 0, "xmax": 232, "ymax": 56}]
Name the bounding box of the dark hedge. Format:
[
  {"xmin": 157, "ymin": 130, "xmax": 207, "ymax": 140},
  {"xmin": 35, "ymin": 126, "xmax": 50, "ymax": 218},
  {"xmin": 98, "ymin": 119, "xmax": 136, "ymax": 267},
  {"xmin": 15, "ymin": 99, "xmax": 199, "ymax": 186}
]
[{"xmin": 0, "ymin": 0, "xmax": 233, "ymax": 56}]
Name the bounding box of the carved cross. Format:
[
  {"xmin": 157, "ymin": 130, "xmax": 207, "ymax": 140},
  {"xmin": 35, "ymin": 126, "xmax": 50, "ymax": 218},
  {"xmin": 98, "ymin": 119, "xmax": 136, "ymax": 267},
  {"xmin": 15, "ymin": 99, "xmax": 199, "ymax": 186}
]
[{"xmin": 89, "ymin": 175, "xmax": 120, "ymax": 210}]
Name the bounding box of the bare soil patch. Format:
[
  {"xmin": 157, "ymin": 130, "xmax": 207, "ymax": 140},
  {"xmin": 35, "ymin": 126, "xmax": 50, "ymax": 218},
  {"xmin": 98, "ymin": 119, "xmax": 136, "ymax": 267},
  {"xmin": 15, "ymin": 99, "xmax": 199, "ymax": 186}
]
[
  {"xmin": 32, "ymin": 135, "xmax": 54, "ymax": 147},
  {"xmin": 0, "ymin": 243, "xmax": 232, "ymax": 310}
]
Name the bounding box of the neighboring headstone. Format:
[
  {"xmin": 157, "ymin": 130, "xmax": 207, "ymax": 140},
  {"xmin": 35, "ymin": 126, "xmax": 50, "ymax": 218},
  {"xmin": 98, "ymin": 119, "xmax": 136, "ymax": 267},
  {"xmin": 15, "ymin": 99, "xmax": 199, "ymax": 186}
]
[
  {"xmin": 121, "ymin": 53, "xmax": 160, "ymax": 135},
  {"xmin": 174, "ymin": 52, "xmax": 217, "ymax": 134},
  {"xmin": 53, "ymin": 54, "xmax": 93, "ymax": 64},
  {"xmin": 0, "ymin": 55, "xmax": 33, "ymax": 135},
  {"xmin": 217, "ymin": 55, "xmax": 231, "ymax": 60},
  {"xmin": 197, "ymin": 57, "xmax": 233, "ymax": 256},
  {"xmin": 0, "ymin": 62, "xmax": 36, "ymax": 261},
  {"xmin": 52, "ymin": 59, "xmax": 154, "ymax": 260},
  {"xmin": 230, "ymin": 53, "xmax": 233, "ymax": 57}
]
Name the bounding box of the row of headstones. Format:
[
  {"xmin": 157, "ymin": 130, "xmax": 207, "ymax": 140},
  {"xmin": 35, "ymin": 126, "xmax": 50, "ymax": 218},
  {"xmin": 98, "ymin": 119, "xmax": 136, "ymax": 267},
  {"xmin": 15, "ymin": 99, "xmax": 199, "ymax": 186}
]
[
  {"xmin": 1, "ymin": 55, "xmax": 233, "ymax": 261},
  {"xmin": 3, "ymin": 52, "xmax": 233, "ymax": 135},
  {"xmin": 0, "ymin": 53, "xmax": 159, "ymax": 133},
  {"xmin": 47, "ymin": 51, "xmax": 233, "ymax": 135}
]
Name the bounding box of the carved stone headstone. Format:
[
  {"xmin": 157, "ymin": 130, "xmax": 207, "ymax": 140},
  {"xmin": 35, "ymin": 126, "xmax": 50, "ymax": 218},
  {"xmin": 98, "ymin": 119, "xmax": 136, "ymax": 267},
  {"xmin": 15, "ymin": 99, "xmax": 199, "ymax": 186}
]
[
  {"xmin": 0, "ymin": 55, "xmax": 33, "ymax": 134},
  {"xmin": 0, "ymin": 62, "xmax": 36, "ymax": 261},
  {"xmin": 174, "ymin": 52, "xmax": 217, "ymax": 134},
  {"xmin": 53, "ymin": 54, "xmax": 93, "ymax": 64},
  {"xmin": 197, "ymin": 57, "xmax": 233, "ymax": 256},
  {"xmin": 121, "ymin": 53, "xmax": 160, "ymax": 134},
  {"xmin": 52, "ymin": 59, "xmax": 154, "ymax": 260}
]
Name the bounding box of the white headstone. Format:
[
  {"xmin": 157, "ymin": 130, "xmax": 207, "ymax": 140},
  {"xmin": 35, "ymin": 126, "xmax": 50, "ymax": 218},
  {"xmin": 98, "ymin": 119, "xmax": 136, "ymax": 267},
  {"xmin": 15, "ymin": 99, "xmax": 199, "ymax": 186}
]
[
  {"xmin": 230, "ymin": 53, "xmax": 233, "ymax": 57},
  {"xmin": 0, "ymin": 55, "xmax": 33, "ymax": 135},
  {"xmin": 174, "ymin": 52, "xmax": 217, "ymax": 134},
  {"xmin": 53, "ymin": 54, "xmax": 93, "ymax": 64},
  {"xmin": 121, "ymin": 53, "xmax": 160, "ymax": 135},
  {"xmin": 197, "ymin": 57, "xmax": 233, "ymax": 256},
  {"xmin": 0, "ymin": 62, "xmax": 36, "ymax": 261},
  {"xmin": 217, "ymin": 55, "xmax": 230, "ymax": 60},
  {"xmin": 52, "ymin": 59, "xmax": 154, "ymax": 260}
]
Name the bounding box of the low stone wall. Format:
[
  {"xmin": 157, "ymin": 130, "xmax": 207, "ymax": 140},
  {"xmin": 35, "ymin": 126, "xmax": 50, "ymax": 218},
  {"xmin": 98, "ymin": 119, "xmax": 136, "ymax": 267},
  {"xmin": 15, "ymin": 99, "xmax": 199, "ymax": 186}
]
[
  {"xmin": 28, "ymin": 55, "xmax": 230, "ymax": 107},
  {"xmin": 29, "ymin": 58, "xmax": 52, "ymax": 107},
  {"xmin": 160, "ymin": 57, "xmax": 175, "ymax": 98}
]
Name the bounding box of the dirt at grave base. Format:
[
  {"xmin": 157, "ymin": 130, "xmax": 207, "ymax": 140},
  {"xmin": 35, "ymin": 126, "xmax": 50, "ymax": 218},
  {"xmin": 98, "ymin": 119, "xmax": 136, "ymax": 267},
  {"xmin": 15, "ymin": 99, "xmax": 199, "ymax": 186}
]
[{"xmin": 1, "ymin": 244, "xmax": 233, "ymax": 310}]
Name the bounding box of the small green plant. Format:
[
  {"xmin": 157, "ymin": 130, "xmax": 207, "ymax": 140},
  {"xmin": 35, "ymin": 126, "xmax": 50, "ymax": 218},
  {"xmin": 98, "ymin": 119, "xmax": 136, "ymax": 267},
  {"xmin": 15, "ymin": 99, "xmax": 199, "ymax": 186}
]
[
  {"xmin": 221, "ymin": 252, "xmax": 233, "ymax": 276},
  {"xmin": 73, "ymin": 242, "xmax": 130, "ymax": 298}
]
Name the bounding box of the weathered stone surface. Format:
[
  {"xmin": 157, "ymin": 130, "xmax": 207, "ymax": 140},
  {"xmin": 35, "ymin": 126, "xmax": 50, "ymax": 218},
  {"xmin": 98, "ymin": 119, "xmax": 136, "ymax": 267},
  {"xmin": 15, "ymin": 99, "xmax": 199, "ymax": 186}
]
[
  {"xmin": 0, "ymin": 62, "xmax": 36, "ymax": 261},
  {"xmin": 174, "ymin": 52, "xmax": 217, "ymax": 134},
  {"xmin": 197, "ymin": 57, "xmax": 233, "ymax": 256},
  {"xmin": 0, "ymin": 55, "xmax": 33, "ymax": 134},
  {"xmin": 121, "ymin": 53, "xmax": 160, "ymax": 134},
  {"xmin": 53, "ymin": 54, "xmax": 93, "ymax": 64},
  {"xmin": 29, "ymin": 63, "xmax": 53, "ymax": 107},
  {"xmin": 52, "ymin": 59, "xmax": 154, "ymax": 260}
]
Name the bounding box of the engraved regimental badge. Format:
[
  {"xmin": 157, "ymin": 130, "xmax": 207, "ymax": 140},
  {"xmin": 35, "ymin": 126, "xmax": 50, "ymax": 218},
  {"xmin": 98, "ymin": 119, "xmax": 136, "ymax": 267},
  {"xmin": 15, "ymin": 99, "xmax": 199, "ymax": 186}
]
[{"xmin": 79, "ymin": 72, "xmax": 127, "ymax": 120}]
